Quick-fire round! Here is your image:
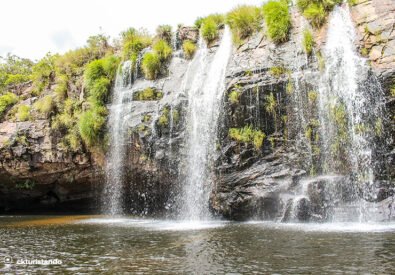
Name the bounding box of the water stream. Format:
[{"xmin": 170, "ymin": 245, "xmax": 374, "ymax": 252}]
[{"xmin": 180, "ymin": 27, "xmax": 233, "ymax": 220}]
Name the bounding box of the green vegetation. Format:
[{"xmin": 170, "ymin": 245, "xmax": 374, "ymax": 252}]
[
  {"xmin": 347, "ymin": 0, "xmax": 359, "ymax": 6},
  {"xmin": 262, "ymin": 0, "xmax": 291, "ymax": 43},
  {"xmin": 229, "ymin": 125, "xmax": 266, "ymax": 150},
  {"xmin": 297, "ymin": 0, "xmax": 342, "ymax": 28},
  {"xmin": 158, "ymin": 107, "xmax": 170, "ymax": 127},
  {"xmin": 316, "ymin": 51, "xmax": 325, "ymax": 71},
  {"xmin": 199, "ymin": 14, "xmax": 225, "ymax": 44},
  {"xmin": 16, "ymin": 104, "xmax": 31, "ymax": 121},
  {"xmin": 269, "ymin": 66, "xmax": 288, "ymax": 77},
  {"xmin": 0, "ymin": 92, "xmax": 18, "ymax": 118},
  {"xmin": 308, "ymin": 90, "xmax": 318, "ymax": 103},
  {"xmin": 0, "ymin": 54, "xmax": 33, "ymax": 92},
  {"xmin": 155, "ymin": 25, "xmax": 172, "ymax": 44},
  {"xmin": 302, "ymin": 29, "xmax": 315, "ymax": 55},
  {"xmin": 226, "ymin": 5, "xmax": 263, "ymax": 43},
  {"xmin": 182, "ymin": 40, "xmax": 197, "ymax": 60},
  {"xmin": 141, "ymin": 52, "xmax": 161, "ymax": 80},
  {"xmin": 78, "ymin": 106, "xmax": 107, "ymax": 147},
  {"xmin": 141, "ymin": 39, "xmax": 172, "ymax": 80},
  {"xmin": 153, "ymin": 40, "xmax": 172, "ymax": 61},
  {"xmin": 228, "ymin": 85, "xmax": 242, "ymax": 104},
  {"xmin": 34, "ymin": 95, "xmax": 54, "ymax": 117},
  {"xmin": 328, "ymin": 101, "xmax": 349, "ymax": 156},
  {"xmin": 121, "ymin": 28, "xmax": 152, "ymax": 62},
  {"xmin": 264, "ymin": 92, "xmax": 278, "ymax": 131},
  {"xmin": 374, "ymin": 118, "xmax": 383, "ymax": 137},
  {"xmin": 134, "ymin": 87, "xmax": 163, "ymax": 101}
]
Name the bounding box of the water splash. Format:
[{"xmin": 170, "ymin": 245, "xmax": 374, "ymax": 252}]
[
  {"xmin": 181, "ymin": 27, "xmax": 233, "ymax": 220},
  {"xmin": 103, "ymin": 61, "xmax": 134, "ymax": 215}
]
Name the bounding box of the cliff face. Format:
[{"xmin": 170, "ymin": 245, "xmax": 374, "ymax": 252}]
[{"xmin": 0, "ymin": 3, "xmax": 394, "ymax": 218}]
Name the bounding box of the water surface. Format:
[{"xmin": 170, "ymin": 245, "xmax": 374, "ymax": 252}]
[{"xmin": 1, "ymin": 216, "xmax": 395, "ymax": 273}]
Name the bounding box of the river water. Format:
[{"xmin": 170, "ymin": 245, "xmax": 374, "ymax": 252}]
[{"xmin": 1, "ymin": 216, "xmax": 395, "ymax": 273}]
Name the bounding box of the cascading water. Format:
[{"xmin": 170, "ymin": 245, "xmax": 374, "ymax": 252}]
[
  {"xmin": 180, "ymin": 27, "xmax": 233, "ymax": 220},
  {"xmin": 103, "ymin": 61, "xmax": 134, "ymax": 215},
  {"xmin": 281, "ymin": 5, "xmax": 386, "ymax": 223}
]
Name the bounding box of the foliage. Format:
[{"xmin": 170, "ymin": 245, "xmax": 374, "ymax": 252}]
[
  {"xmin": 262, "ymin": 0, "xmax": 291, "ymax": 43},
  {"xmin": 153, "ymin": 39, "xmax": 172, "ymax": 61},
  {"xmin": 228, "ymin": 85, "xmax": 242, "ymax": 104},
  {"xmin": 302, "ymin": 29, "xmax": 315, "ymax": 55},
  {"xmin": 78, "ymin": 106, "xmax": 107, "ymax": 147},
  {"xmin": 141, "ymin": 52, "xmax": 161, "ymax": 80},
  {"xmin": 34, "ymin": 95, "xmax": 54, "ymax": 117},
  {"xmin": 201, "ymin": 19, "xmax": 219, "ymax": 44},
  {"xmin": 182, "ymin": 40, "xmax": 197, "ymax": 60},
  {"xmin": 297, "ymin": 0, "xmax": 342, "ymax": 28},
  {"xmin": 16, "ymin": 104, "xmax": 31, "ymax": 121},
  {"xmin": 229, "ymin": 125, "xmax": 266, "ymax": 150},
  {"xmin": 31, "ymin": 53, "xmax": 57, "ymax": 95},
  {"xmin": 0, "ymin": 54, "xmax": 33, "ymax": 91},
  {"xmin": 226, "ymin": 5, "xmax": 263, "ymax": 42},
  {"xmin": 0, "ymin": 92, "xmax": 18, "ymax": 118},
  {"xmin": 156, "ymin": 25, "xmax": 172, "ymax": 44},
  {"xmin": 308, "ymin": 90, "xmax": 318, "ymax": 102},
  {"xmin": 134, "ymin": 88, "xmax": 163, "ymax": 101},
  {"xmin": 158, "ymin": 107, "xmax": 169, "ymax": 126},
  {"xmin": 121, "ymin": 28, "xmax": 152, "ymax": 61},
  {"xmin": 269, "ymin": 66, "xmax": 288, "ymax": 77}
]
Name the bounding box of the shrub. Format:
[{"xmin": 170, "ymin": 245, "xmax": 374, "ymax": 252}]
[
  {"xmin": 229, "ymin": 90, "xmax": 241, "ymax": 104},
  {"xmin": 78, "ymin": 106, "xmax": 107, "ymax": 147},
  {"xmin": 31, "ymin": 53, "xmax": 56, "ymax": 94},
  {"xmin": 297, "ymin": 0, "xmax": 342, "ymax": 28},
  {"xmin": 89, "ymin": 77, "xmax": 111, "ymax": 104},
  {"xmin": 156, "ymin": 25, "xmax": 172, "ymax": 44},
  {"xmin": 121, "ymin": 28, "xmax": 152, "ymax": 61},
  {"xmin": 0, "ymin": 92, "xmax": 18, "ymax": 118},
  {"xmin": 226, "ymin": 5, "xmax": 263, "ymax": 41},
  {"xmin": 201, "ymin": 19, "xmax": 218, "ymax": 43},
  {"xmin": 34, "ymin": 95, "xmax": 54, "ymax": 116},
  {"xmin": 153, "ymin": 40, "xmax": 172, "ymax": 61},
  {"xmin": 16, "ymin": 104, "xmax": 31, "ymax": 121},
  {"xmin": 303, "ymin": 3, "xmax": 326, "ymax": 28},
  {"xmin": 194, "ymin": 17, "xmax": 205, "ymax": 29},
  {"xmin": 134, "ymin": 88, "xmax": 163, "ymax": 101},
  {"xmin": 269, "ymin": 66, "xmax": 288, "ymax": 77},
  {"xmin": 4, "ymin": 74, "xmax": 30, "ymax": 86},
  {"xmin": 262, "ymin": 0, "xmax": 291, "ymax": 43},
  {"xmin": 141, "ymin": 52, "xmax": 161, "ymax": 80},
  {"xmin": 302, "ymin": 29, "xmax": 315, "ymax": 55},
  {"xmin": 229, "ymin": 125, "xmax": 266, "ymax": 150},
  {"xmin": 51, "ymin": 112, "xmax": 73, "ymax": 131},
  {"xmin": 182, "ymin": 40, "xmax": 197, "ymax": 59}
]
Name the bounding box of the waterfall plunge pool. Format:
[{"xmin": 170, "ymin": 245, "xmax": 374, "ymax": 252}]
[{"xmin": 1, "ymin": 216, "xmax": 395, "ymax": 273}]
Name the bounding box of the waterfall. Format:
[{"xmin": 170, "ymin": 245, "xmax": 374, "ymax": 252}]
[
  {"xmin": 103, "ymin": 61, "xmax": 134, "ymax": 215},
  {"xmin": 316, "ymin": 6, "xmax": 384, "ymax": 221},
  {"xmin": 180, "ymin": 27, "xmax": 233, "ymax": 220}
]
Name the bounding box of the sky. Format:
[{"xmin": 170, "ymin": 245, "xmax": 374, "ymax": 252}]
[{"xmin": 0, "ymin": 0, "xmax": 263, "ymax": 61}]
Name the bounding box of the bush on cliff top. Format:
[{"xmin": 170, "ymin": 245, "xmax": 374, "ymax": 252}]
[
  {"xmin": 262, "ymin": 0, "xmax": 291, "ymax": 43},
  {"xmin": 297, "ymin": 0, "xmax": 342, "ymax": 28},
  {"xmin": 198, "ymin": 13, "xmax": 225, "ymax": 44},
  {"xmin": 226, "ymin": 5, "xmax": 263, "ymax": 42}
]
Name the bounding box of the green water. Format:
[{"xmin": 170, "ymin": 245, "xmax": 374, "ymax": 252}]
[{"xmin": 1, "ymin": 216, "xmax": 395, "ymax": 273}]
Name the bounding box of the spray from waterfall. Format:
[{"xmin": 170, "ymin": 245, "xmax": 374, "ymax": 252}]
[{"xmin": 180, "ymin": 27, "xmax": 233, "ymax": 220}]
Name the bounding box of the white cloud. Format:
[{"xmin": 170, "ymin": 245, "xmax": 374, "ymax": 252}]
[{"xmin": 0, "ymin": 0, "xmax": 263, "ymax": 60}]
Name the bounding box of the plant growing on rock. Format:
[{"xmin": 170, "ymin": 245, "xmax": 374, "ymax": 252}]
[
  {"xmin": 78, "ymin": 105, "xmax": 107, "ymax": 147},
  {"xmin": 153, "ymin": 39, "xmax": 173, "ymax": 62},
  {"xmin": 34, "ymin": 95, "xmax": 54, "ymax": 117},
  {"xmin": 16, "ymin": 104, "xmax": 31, "ymax": 121},
  {"xmin": 201, "ymin": 19, "xmax": 219, "ymax": 44},
  {"xmin": 226, "ymin": 5, "xmax": 263, "ymax": 43},
  {"xmin": 228, "ymin": 85, "xmax": 242, "ymax": 104},
  {"xmin": 121, "ymin": 27, "xmax": 152, "ymax": 62},
  {"xmin": 0, "ymin": 92, "xmax": 18, "ymax": 118},
  {"xmin": 229, "ymin": 125, "xmax": 266, "ymax": 150},
  {"xmin": 302, "ymin": 29, "xmax": 315, "ymax": 55},
  {"xmin": 182, "ymin": 40, "xmax": 197, "ymax": 60},
  {"xmin": 141, "ymin": 52, "xmax": 161, "ymax": 80},
  {"xmin": 269, "ymin": 66, "xmax": 288, "ymax": 77},
  {"xmin": 264, "ymin": 92, "xmax": 278, "ymax": 131},
  {"xmin": 297, "ymin": 0, "xmax": 342, "ymax": 28},
  {"xmin": 262, "ymin": 0, "xmax": 291, "ymax": 43},
  {"xmin": 155, "ymin": 25, "xmax": 172, "ymax": 44}
]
